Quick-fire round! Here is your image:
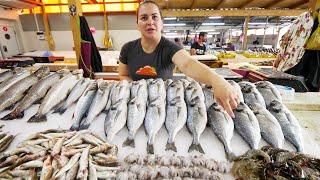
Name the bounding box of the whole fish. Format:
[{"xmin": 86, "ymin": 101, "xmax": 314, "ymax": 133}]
[
  {"xmin": 165, "ymin": 96, "xmax": 187, "ymax": 152},
  {"xmin": 202, "ymin": 84, "xmax": 215, "ymax": 110},
  {"xmin": 267, "ymin": 100, "xmax": 304, "ymax": 152},
  {"xmin": 53, "ymin": 78, "xmax": 91, "ymax": 114},
  {"xmin": 239, "ymin": 81, "xmax": 265, "ymax": 107},
  {"xmin": 70, "ymin": 82, "xmax": 98, "ymax": 131},
  {"xmin": 2, "ymin": 72, "xmax": 64, "ymax": 120},
  {"xmin": 166, "ymin": 80, "xmax": 184, "ymax": 102},
  {"xmin": 28, "ymin": 72, "xmax": 82, "ymax": 122},
  {"xmin": 0, "ymin": 69, "xmax": 13, "ymax": 84},
  {"xmin": 40, "ymin": 155, "xmax": 53, "ymax": 180},
  {"xmin": 0, "ymin": 66, "xmax": 49, "ymax": 112},
  {"xmin": 255, "ymin": 81, "xmax": 282, "ymax": 106},
  {"xmin": 233, "ymin": 102, "xmax": 261, "ymax": 149},
  {"xmin": 249, "ymin": 103, "xmax": 284, "ymax": 148},
  {"xmin": 186, "ymin": 96, "xmax": 207, "ymax": 153},
  {"xmin": 228, "ymin": 80, "xmax": 244, "ymax": 103},
  {"xmin": 144, "ymin": 79, "xmax": 166, "ymax": 154},
  {"xmin": 105, "ymin": 80, "xmax": 130, "ymax": 111},
  {"xmin": 207, "ymin": 102, "xmax": 235, "ymax": 161},
  {"xmin": 123, "ymin": 79, "xmax": 148, "ymax": 148},
  {"xmin": 79, "ymin": 80, "xmax": 112, "ymax": 130},
  {"xmin": 0, "ymin": 69, "xmax": 30, "ymax": 97},
  {"xmin": 104, "ymin": 99, "xmax": 128, "ymax": 143}
]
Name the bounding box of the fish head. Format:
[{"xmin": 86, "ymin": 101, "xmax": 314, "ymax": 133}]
[
  {"xmin": 34, "ymin": 66, "xmax": 50, "ymax": 78},
  {"xmin": 189, "ymin": 96, "xmax": 200, "ymax": 107},
  {"xmin": 255, "ymin": 81, "xmax": 271, "ymax": 88},
  {"xmin": 248, "ymin": 103, "xmax": 263, "ymax": 113},
  {"xmin": 169, "ymin": 96, "xmax": 182, "ymax": 106},
  {"xmin": 268, "ymin": 100, "xmax": 282, "ymax": 112},
  {"xmin": 235, "ymin": 102, "xmax": 246, "ymax": 112},
  {"xmin": 88, "ymin": 81, "xmax": 98, "ymax": 90},
  {"xmin": 56, "ymin": 69, "xmax": 70, "ymax": 77}
]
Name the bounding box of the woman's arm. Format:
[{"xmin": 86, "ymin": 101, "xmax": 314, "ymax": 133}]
[
  {"xmin": 172, "ymin": 49, "xmax": 239, "ymax": 117},
  {"xmin": 118, "ymin": 61, "xmax": 133, "ymax": 81}
]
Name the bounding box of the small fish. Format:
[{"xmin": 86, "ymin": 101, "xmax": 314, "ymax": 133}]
[
  {"xmin": 249, "ymin": 103, "xmax": 284, "ymax": 149},
  {"xmin": 77, "ymin": 145, "xmax": 90, "ymax": 179},
  {"xmin": 70, "ymin": 82, "xmax": 97, "ymax": 131},
  {"xmin": 65, "ymin": 160, "xmax": 79, "ymax": 180},
  {"xmin": 267, "ymin": 100, "xmax": 304, "ymax": 152},
  {"xmin": 207, "ymin": 102, "xmax": 235, "ymax": 161},
  {"xmin": 54, "ymin": 78, "xmax": 90, "ymax": 114},
  {"xmin": 51, "ymin": 137, "xmax": 65, "ymax": 157},
  {"xmin": 255, "ymin": 81, "xmax": 282, "ymax": 106},
  {"xmin": 40, "ymin": 155, "xmax": 53, "ymax": 180},
  {"xmin": 54, "ymin": 153, "xmax": 81, "ymax": 178},
  {"xmin": 88, "ymin": 156, "xmax": 98, "ymax": 180},
  {"xmin": 233, "ymin": 102, "xmax": 261, "ymax": 149}
]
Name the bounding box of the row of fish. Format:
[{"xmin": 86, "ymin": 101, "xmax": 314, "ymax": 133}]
[
  {"xmin": 117, "ymin": 153, "xmax": 229, "ymax": 179},
  {"xmin": 0, "ymin": 124, "xmax": 14, "ymax": 153},
  {"xmin": 0, "ymin": 129, "xmax": 119, "ymax": 180},
  {"xmin": 232, "ymin": 146, "xmax": 320, "ymax": 179}
]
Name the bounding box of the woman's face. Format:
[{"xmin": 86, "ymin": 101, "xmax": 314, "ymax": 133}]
[{"xmin": 137, "ymin": 3, "xmax": 163, "ymax": 40}]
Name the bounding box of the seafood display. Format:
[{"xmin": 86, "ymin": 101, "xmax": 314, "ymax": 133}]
[
  {"xmin": 0, "ymin": 129, "xmax": 119, "ymax": 179},
  {"xmin": 117, "ymin": 153, "xmax": 230, "ymax": 179},
  {"xmin": 232, "ymin": 146, "xmax": 320, "ymax": 179}
]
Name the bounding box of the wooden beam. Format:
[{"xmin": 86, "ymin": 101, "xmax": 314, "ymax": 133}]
[
  {"xmin": 162, "ymin": 9, "xmax": 308, "ymax": 17},
  {"xmin": 242, "ymin": 16, "xmax": 249, "ymax": 50},
  {"xmin": 240, "ymin": 0, "xmax": 256, "ymax": 8},
  {"xmin": 68, "ymin": 0, "xmax": 82, "ymax": 69},
  {"xmin": 20, "ymin": 0, "xmax": 43, "ymax": 6},
  {"xmin": 41, "ymin": 3, "xmax": 55, "ymax": 50},
  {"xmin": 265, "ymin": 0, "xmax": 287, "ymax": 8},
  {"xmin": 289, "ymin": 0, "xmax": 309, "ymax": 9},
  {"xmin": 214, "ymin": 0, "xmax": 225, "ymax": 8},
  {"xmin": 309, "ymin": 0, "xmax": 320, "ymax": 13}
]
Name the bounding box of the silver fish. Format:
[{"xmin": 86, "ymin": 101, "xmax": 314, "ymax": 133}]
[
  {"xmin": 186, "ymin": 96, "xmax": 207, "ymax": 154},
  {"xmin": 28, "ymin": 72, "xmax": 82, "ymax": 122},
  {"xmin": 77, "ymin": 145, "xmax": 90, "ymax": 179},
  {"xmin": 249, "ymin": 103, "xmax": 284, "ymax": 148},
  {"xmin": 239, "ymin": 81, "xmax": 265, "ymax": 107},
  {"xmin": 185, "ymin": 80, "xmax": 205, "ymax": 103},
  {"xmin": 165, "ymin": 96, "xmax": 187, "ymax": 152},
  {"xmin": 79, "ymin": 80, "xmax": 112, "ymax": 130},
  {"xmin": 207, "ymin": 102, "xmax": 235, "ymax": 161},
  {"xmin": 166, "ymin": 80, "xmax": 184, "ymax": 103},
  {"xmin": 70, "ymin": 82, "xmax": 98, "ymax": 131},
  {"xmin": 0, "ymin": 66, "xmax": 49, "ymax": 112},
  {"xmin": 228, "ymin": 80, "xmax": 244, "ymax": 103},
  {"xmin": 144, "ymin": 79, "xmax": 166, "ymax": 154},
  {"xmin": 2, "ymin": 72, "xmax": 63, "ymax": 120},
  {"xmin": 233, "ymin": 102, "xmax": 261, "ymax": 149},
  {"xmin": 104, "ymin": 99, "xmax": 128, "ymax": 143},
  {"xmin": 107, "ymin": 80, "xmax": 130, "ymax": 108},
  {"xmin": 267, "ymin": 100, "xmax": 304, "ymax": 152},
  {"xmin": 0, "ymin": 69, "xmax": 13, "ymax": 84},
  {"xmin": 0, "ymin": 69, "xmax": 30, "ymax": 96},
  {"xmin": 255, "ymin": 81, "xmax": 282, "ymax": 106},
  {"xmin": 54, "ymin": 78, "xmax": 91, "ymax": 114},
  {"xmin": 202, "ymin": 84, "xmax": 215, "ymax": 110},
  {"xmin": 123, "ymin": 79, "xmax": 148, "ymax": 148}
]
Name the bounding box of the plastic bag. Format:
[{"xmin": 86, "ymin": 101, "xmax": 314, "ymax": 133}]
[{"xmin": 305, "ymin": 13, "xmax": 320, "ymax": 50}]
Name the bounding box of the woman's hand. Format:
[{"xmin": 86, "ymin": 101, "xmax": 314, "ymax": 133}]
[{"xmin": 212, "ymin": 79, "xmax": 239, "ymax": 118}]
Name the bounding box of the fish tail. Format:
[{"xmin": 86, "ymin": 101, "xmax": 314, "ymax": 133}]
[
  {"xmin": 28, "ymin": 114, "xmax": 47, "ymax": 122},
  {"xmin": 165, "ymin": 142, "xmax": 177, "ymax": 152},
  {"xmin": 188, "ymin": 143, "xmax": 205, "ymax": 154},
  {"xmin": 2, "ymin": 111, "xmax": 24, "ymax": 120},
  {"xmin": 70, "ymin": 124, "xmax": 79, "ymax": 131},
  {"xmin": 296, "ymin": 145, "xmax": 304, "ymax": 153},
  {"xmin": 147, "ymin": 143, "xmax": 154, "ymax": 154},
  {"xmin": 53, "ymin": 106, "xmax": 67, "ymax": 115},
  {"xmin": 122, "ymin": 137, "xmax": 135, "ymax": 148},
  {"xmin": 1, "ymin": 113, "xmax": 13, "ymax": 120},
  {"xmin": 226, "ymin": 152, "xmax": 236, "ymax": 161}
]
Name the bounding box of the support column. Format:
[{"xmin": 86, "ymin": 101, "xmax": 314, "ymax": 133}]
[
  {"xmin": 41, "ymin": 4, "xmax": 55, "ymax": 51},
  {"xmin": 242, "ymin": 16, "xmax": 249, "ymax": 50}
]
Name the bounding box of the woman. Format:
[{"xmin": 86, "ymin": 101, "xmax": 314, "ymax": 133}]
[{"xmin": 118, "ymin": 0, "xmax": 239, "ymax": 117}]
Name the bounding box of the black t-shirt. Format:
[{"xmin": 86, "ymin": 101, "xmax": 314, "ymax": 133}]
[
  {"xmin": 119, "ymin": 37, "xmax": 183, "ymax": 81},
  {"xmin": 191, "ymin": 42, "xmax": 206, "ymax": 55}
]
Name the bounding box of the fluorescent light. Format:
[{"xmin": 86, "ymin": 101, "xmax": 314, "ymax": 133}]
[
  {"xmin": 208, "ymin": 32, "xmax": 220, "ymax": 35},
  {"xmin": 164, "ymin": 23, "xmax": 186, "ymax": 26},
  {"xmin": 164, "ymin": 17, "xmax": 177, "ymax": 20},
  {"xmin": 165, "ymin": 32, "xmax": 178, "ymax": 35},
  {"xmin": 202, "ymin": 23, "xmax": 225, "ymax": 26},
  {"xmin": 196, "ymin": 29, "xmax": 217, "ymax": 32},
  {"xmin": 209, "ymin": 16, "xmax": 222, "ymax": 19},
  {"xmin": 248, "ymin": 22, "xmax": 268, "ymax": 25}
]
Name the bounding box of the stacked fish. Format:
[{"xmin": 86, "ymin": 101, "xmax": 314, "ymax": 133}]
[
  {"xmin": 116, "ymin": 153, "xmax": 230, "ymax": 179},
  {"xmin": 0, "ymin": 124, "xmax": 15, "ymax": 153},
  {"xmin": 232, "ymin": 146, "xmax": 320, "ymax": 179},
  {"xmin": 0, "ymin": 129, "xmax": 119, "ymax": 180}
]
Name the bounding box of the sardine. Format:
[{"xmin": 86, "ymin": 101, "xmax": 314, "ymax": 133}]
[
  {"xmin": 70, "ymin": 82, "xmax": 97, "ymax": 131},
  {"xmin": 233, "ymin": 102, "xmax": 261, "ymax": 149},
  {"xmin": 207, "ymin": 102, "xmax": 235, "ymax": 161},
  {"xmin": 267, "ymin": 100, "xmax": 304, "ymax": 152}
]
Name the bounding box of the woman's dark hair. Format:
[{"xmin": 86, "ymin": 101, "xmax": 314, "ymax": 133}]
[{"xmin": 136, "ymin": 0, "xmax": 163, "ymax": 23}]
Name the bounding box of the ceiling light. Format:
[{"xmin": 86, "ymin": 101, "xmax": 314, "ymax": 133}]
[
  {"xmin": 202, "ymin": 23, "xmax": 225, "ymax": 26},
  {"xmin": 208, "ymin": 32, "xmax": 220, "ymax": 35},
  {"xmin": 164, "ymin": 17, "xmax": 177, "ymax": 20},
  {"xmin": 164, "ymin": 23, "xmax": 186, "ymax": 26},
  {"xmin": 248, "ymin": 22, "xmax": 268, "ymax": 25},
  {"xmin": 209, "ymin": 16, "xmax": 222, "ymax": 19}
]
